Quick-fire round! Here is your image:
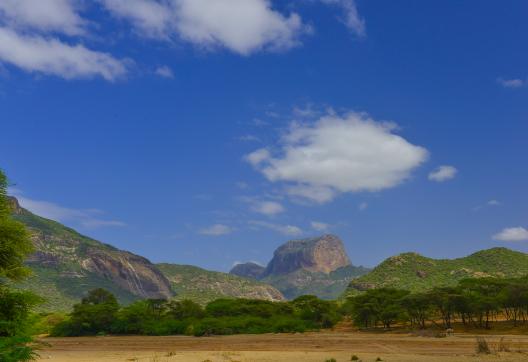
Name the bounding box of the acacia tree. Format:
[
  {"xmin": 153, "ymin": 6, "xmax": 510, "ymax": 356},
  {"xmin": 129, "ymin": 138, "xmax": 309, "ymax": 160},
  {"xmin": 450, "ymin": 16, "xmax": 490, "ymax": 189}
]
[
  {"xmin": 0, "ymin": 170, "xmax": 39, "ymax": 362},
  {"xmin": 401, "ymin": 293, "xmax": 431, "ymax": 329}
]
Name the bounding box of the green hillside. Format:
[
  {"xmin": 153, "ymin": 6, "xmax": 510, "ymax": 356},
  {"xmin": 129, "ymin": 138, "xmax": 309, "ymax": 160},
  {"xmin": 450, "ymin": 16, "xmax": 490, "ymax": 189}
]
[
  {"xmin": 157, "ymin": 264, "xmax": 285, "ymax": 304},
  {"xmin": 345, "ymin": 247, "xmax": 528, "ymax": 296}
]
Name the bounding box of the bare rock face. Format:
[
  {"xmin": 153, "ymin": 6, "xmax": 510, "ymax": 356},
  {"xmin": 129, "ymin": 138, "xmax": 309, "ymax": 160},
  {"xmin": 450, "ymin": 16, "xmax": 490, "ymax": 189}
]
[
  {"xmin": 229, "ymin": 262, "xmax": 265, "ymax": 279},
  {"xmin": 263, "ymin": 234, "xmax": 351, "ymax": 277},
  {"xmin": 81, "ymin": 250, "xmax": 173, "ymax": 299}
]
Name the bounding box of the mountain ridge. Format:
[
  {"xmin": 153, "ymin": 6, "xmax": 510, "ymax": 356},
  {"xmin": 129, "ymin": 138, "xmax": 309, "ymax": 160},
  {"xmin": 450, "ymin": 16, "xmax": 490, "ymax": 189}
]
[{"xmin": 9, "ymin": 197, "xmax": 286, "ymax": 310}]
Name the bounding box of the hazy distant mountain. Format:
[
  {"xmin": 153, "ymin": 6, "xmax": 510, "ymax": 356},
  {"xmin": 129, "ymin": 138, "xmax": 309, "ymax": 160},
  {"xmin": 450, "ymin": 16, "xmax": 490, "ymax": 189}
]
[
  {"xmin": 230, "ymin": 235, "xmax": 370, "ymax": 299},
  {"xmin": 10, "ymin": 197, "xmax": 285, "ymax": 311},
  {"xmin": 230, "ymin": 262, "xmax": 266, "ymax": 279},
  {"xmin": 344, "ymin": 247, "xmax": 528, "ymax": 297},
  {"xmin": 157, "ymin": 264, "xmax": 284, "ymax": 304}
]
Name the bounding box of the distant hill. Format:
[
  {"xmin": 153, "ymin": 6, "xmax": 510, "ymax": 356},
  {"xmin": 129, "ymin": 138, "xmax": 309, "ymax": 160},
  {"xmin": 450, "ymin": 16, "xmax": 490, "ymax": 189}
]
[
  {"xmin": 9, "ymin": 197, "xmax": 285, "ymax": 311},
  {"xmin": 230, "ymin": 262, "xmax": 265, "ymax": 279},
  {"xmin": 230, "ymin": 235, "xmax": 370, "ymax": 299},
  {"xmin": 157, "ymin": 264, "xmax": 284, "ymax": 304},
  {"xmin": 345, "ymin": 247, "xmax": 528, "ymax": 296}
]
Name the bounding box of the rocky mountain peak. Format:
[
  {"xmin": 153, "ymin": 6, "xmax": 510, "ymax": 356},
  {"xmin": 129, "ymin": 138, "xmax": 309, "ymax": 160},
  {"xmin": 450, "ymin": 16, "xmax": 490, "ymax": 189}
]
[{"xmin": 263, "ymin": 234, "xmax": 351, "ymax": 276}]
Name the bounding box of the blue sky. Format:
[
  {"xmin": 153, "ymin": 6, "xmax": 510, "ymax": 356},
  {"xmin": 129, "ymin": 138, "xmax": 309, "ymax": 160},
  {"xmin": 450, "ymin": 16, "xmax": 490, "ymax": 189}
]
[{"xmin": 1, "ymin": 0, "xmax": 527, "ymax": 271}]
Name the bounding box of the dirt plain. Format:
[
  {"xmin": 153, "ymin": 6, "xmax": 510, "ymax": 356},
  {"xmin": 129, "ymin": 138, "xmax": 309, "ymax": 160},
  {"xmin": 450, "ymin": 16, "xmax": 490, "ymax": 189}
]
[{"xmin": 37, "ymin": 331, "xmax": 528, "ymax": 362}]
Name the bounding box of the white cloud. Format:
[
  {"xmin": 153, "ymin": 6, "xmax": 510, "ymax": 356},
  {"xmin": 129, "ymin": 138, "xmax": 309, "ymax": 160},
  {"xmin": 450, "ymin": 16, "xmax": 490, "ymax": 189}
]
[
  {"xmin": 428, "ymin": 165, "xmax": 457, "ymax": 182},
  {"xmin": 320, "ymin": 0, "xmax": 365, "ymax": 36},
  {"xmin": 99, "ymin": 0, "xmax": 173, "ymax": 39},
  {"xmin": 251, "ymin": 200, "xmax": 285, "ymax": 216},
  {"xmin": 199, "ymin": 223, "xmax": 233, "ymax": 236},
  {"xmin": 0, "ymin": 0, "xmax": 85, "ymax": 35},
  {"xmin": 155, "ymin": 65, "xmax": 174, "ymax": 78},
  {"xmin": 358, "ymin": 202, "xmax": 368, "ymax": 211},
  {"xmin": 245, "ymin": 148, "xmax": 271, "ymax": 166},
  {"xmin": 488, "ymin": 200, "xmax": 500, "ymax": 206},
  {"xmin": 311, "ymin": 221, "xmax": 329, "ymax": 232},
  {"xmin": 0, "ymin": 27, "xmax": 128, "ymax": 80},
  {"xmin": 100, "ymin": 0, "xmax": 306, "ymax": 55},
  {"xmin": 249, "ymin": 220, "xmax": 302, "ymax": 236},
  {"xmin": 16, "ymin": 196, "xmax": 126, "ymax": 229},
  {"xmin": 246, "ymin": 111, "xmax": 428, "ymax": 203},
  {"xmin": 285, "ymin": 184, "xmax": 336, "ymax": 204},
  {"xmin": 497, "ymin": 78, "xmax": 524, "ymax": 88},
  {"xmin": 493, "ymin": 227, "xmax": 528, "ymax": 242}
]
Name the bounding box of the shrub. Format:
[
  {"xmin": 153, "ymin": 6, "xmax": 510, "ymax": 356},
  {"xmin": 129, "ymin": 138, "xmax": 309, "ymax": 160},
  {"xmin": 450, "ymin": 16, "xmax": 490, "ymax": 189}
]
[{"xmin": 475, "ymin": 337, "xmax": 491, "ymax": 354}]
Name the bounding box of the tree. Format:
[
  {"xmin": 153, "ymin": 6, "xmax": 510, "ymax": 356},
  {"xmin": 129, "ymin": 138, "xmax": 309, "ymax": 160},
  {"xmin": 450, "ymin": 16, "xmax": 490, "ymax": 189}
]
[
  {"xmin": 0, "ymin": 169, "xmax": 39, "ymax": 362},
  {"xmin": 427, "ymin": 287, "xmax": 460, "ymax": 329},
  {"xmin": 401, "ymin": 293, "xmax": 431, "ymax": 329},
  {"xmin": 291, "ymin": 295, "xmax": 340, "ymax": 328},
  {"xmin": 55, "ymin": 289, "xmax": 119, "ymax": 336},
  {"xmin": 345, "ymin": 288, "xmax": 408, "ymax": 329}
]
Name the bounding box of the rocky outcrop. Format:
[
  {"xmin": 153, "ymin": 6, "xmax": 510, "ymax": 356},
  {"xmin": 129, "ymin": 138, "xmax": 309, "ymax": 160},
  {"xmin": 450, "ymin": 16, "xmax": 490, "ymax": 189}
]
[
  {"xmin": 231, "ymin": 234, "xmax": 369, "ymax": 299},
  {"xmin": 263, "ymin": 235, "xmax": 351, "ymax": 276},
  {"xmin": 81, "ymin": 250, "xmax": 172, "ymax": 299},
  {"xmin": 229, "ymin": 262, "xmax": 265, "ymax": 279}
]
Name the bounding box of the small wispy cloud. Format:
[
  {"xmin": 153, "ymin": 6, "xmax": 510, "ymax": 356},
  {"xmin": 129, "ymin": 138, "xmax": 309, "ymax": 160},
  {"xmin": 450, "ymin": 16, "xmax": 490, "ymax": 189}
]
[
  {"xmin": 310, "ymin": 221, "xmax": 329, "ymax": 232},
  {"xmin": 238, "ymin": 134, "xmax": 261, "ymax": 142},
  {"xmin": 320, "ymin": 0, "xmax": 366, "ymax": 36},
  {"xmin": 428, "ymin": 165, "xmax": 457, "ymax": 182},
  {"xmin": 497, "ymin": 77, "xmax": 525, "ymax": 88},
  {"xmin": 493, "ymin": 227, "xmax": 528, "ymax": 242},
  {"xmin": 249, "ymin": 220, "xmax": 302, "ymax": 236},
  {"xmin": 155, "ymin": 65, "xmax": 173, "ymax": 78},
  {"xmin": 358, "ymin": 202, "xmax": 368, "ymax": 211},
  {"xmin": 199, "ymin": 223, "xmax": 233, "ymax": 236},
  {"xmin": 15, "ymin": 196, "xmax": 126, "ymax": 229},
  {"xmin": 473, "ymin": 199, "xmax": 501, "ymax": 212},
  {"xmin": 251, "ymin": 200, "xmax": 285, "ymax": 216}
]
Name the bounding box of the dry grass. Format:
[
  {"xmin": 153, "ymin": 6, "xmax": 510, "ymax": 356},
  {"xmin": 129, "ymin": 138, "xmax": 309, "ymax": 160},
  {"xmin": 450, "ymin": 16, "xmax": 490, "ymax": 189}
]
[{"xmin": 37, "ymin": 331, "xmax": 528, "ymax": 362}]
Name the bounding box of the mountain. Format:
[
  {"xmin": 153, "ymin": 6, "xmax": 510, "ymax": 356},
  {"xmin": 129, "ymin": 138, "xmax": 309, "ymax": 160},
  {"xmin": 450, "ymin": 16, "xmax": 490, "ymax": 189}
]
[
  {"xmin": 230, "ymin": 234, "xmax": 370, "ymax": 300},
  {"xmin": 9, "ymin": 197, "xmax": 173, "ymax": 311},
  {"xmin": 230, "ymin": 262, "xmax": 265, "ymax": 279},
  {"xmin": 157, "ymin": 264, "xmax": 284, "ymax": 304},
  {"xmin": 345, "ymin": 247, "xmax": 528, "ymax": 296},
  {"xmin": 9, "ymin": 197, "xmax": 285, "ymax": 311},
  {"xmin": 262, "ymin": 234, "xmax": 352, "ymax": 276}
]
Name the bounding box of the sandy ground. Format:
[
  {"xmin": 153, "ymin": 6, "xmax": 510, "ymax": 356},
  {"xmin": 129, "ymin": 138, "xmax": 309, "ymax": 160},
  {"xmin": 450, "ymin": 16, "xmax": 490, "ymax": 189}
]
[{"xmin": 37, "ymin": 332, "xmax": 528, "ymax": 362}]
